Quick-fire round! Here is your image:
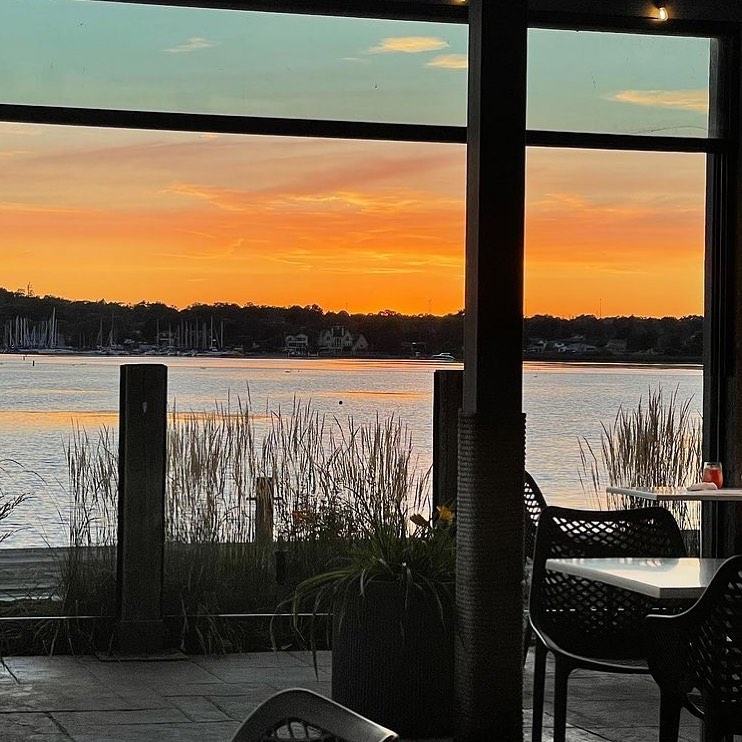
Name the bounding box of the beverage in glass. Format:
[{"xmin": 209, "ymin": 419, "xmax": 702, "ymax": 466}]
[{"xmin": 702, "ymin": 461, "xmax": 723, "ymax": 488}]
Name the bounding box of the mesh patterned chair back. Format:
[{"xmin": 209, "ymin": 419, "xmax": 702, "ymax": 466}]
[
  {"xmin": 524, "ymin": 470, "xmax": 548, "ymax": 561},
  {"xmin": 230, "ymin": 688, "xmax": 399, "ymax": 742},
  {"xmin": 646, "ymin": 555, "xmax": 742, "ymax": 742},
  {"xmin": 530, "ymin": 505, "xmax": 688, "ymax": 661}
]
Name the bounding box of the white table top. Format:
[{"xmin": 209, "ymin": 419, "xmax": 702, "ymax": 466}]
[
  {"xmin": 545, "ymin": 557, "xmax": 727, "ymax": 599},
  {"xmin": 607, "ymin": 485, "xmax": 742, "ymax": 502}
]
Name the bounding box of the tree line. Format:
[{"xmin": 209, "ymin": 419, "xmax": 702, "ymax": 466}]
[{"xmin": 0, "ymin": 287, "xmax": 703, "ymax": 359}]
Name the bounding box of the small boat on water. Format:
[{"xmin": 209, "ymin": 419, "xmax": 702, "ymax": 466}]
[{"xmin": 430, "ymin": 352, "xmax": 457, "ymax": 362}]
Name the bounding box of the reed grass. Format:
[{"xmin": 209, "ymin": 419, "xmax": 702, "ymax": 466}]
[
  {"xmin": 579, "ymin": 385, "xmax": 702, "ymax": 551},
  {"xmin": 60, "ymin": 394, "xmax": 431, "ymax": 652}
]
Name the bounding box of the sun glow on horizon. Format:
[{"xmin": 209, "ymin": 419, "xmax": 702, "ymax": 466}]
[{"xmin": 0, "ymin": 123, "xmax": 707, "ymax": 319}]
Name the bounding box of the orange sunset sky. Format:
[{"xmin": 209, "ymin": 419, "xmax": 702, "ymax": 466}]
[
  {"xmin": 0, "ymin": 124, "xmax": 706, "ymax": 318},
  {"xmin": 0, "ymin": 9, "xmax": 710, "ymax": 318}
]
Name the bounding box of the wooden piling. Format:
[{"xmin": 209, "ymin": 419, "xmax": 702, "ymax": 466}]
[
  {"xmin": 255, "ymin": 476, "xmax": 274, "ymax": 544},
  {"xmin": 116, "ymin": 364, "xmax": 167, "ymax": 654},
  {"xmin": 433, "ymin": 369, "xmax": 463, "ymax": 509}
]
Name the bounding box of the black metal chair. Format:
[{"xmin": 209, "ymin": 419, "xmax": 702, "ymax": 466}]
[
  {"xmin": 230, "ymin": 688, "xmax": 399, "ymax": 742},
  {"xmin": 529, "ymin": 505, "xmax": 689, "ymax": 742},
  {"xmin": 524, "ymin": 470, "xmax": 548, "ymax": 562},
  {"xmin": 523, "ymin": 471, "xmax": 548, "ymax": 661},
  {"xmin": 646, "ymin": 554, "xmax": 742, "ymax": 742}
]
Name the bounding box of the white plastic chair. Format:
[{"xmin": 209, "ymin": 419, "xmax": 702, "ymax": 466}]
[{"xmin": 230, "ymin": 688, "xmax": 399, "ymax": 742}]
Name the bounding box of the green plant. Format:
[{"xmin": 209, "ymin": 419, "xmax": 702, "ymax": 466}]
[
  {"xmin": 280, "ymin": 499, "xmax": 455, "ymax": 665},
  {"xmin": 579, "ymin": 385, "xmax": 702, "ymax": 551}
]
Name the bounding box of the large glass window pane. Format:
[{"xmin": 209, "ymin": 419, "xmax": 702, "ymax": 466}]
[
  {"xmin": 528, "ymin": 29, "xmax": 710, "ymax": 137},
  {"xmin": 0, "ymin": 123, "xmax": 465, "ymax": 311},
  {"xmin": 524, "ymin": 147, "xmax": 706, "ymax": 503},
  {"xmin": 0, "ymin": 0, "xmax": 468, "ymax": 125},
  {"xmin": 525, "ymin": 148, "xmax": 706, "ymax": 316}
]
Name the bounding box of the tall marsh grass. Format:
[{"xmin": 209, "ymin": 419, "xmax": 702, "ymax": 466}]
[
  {"xmin": 579, "ymin": 385, "xmax": 702, "ymax": 551},
  {"xmin": 62, "ymin": 395, "xmax": 431, "ymax": 652}
]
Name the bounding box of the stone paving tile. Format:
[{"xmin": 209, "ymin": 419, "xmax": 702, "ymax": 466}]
[
  {"xmin": 4, "ymin": 657, "xmax": 84, "ymax": 680},
  {"xmin": 157, "ymin": 680, "xmax": 275, "ymax": 697},
  {"xmin": 0, "ymin": 711, "xmax": 70, "ymax": 739},
  {"xmin": 523, "ymin": 726, "xmax": 612, "ymax": 741},
  {"xmin": 82, "ymin": 659, "xmax": 219, "ymax": 687},
  {"xmin": 0, "ymin": 687, "xmax": 155, "ymax": 714},
  {"xmin": 193, "ymin": 651, "xmax": 310, "ymax": 670},
  {"xmin": 167, "ymin": 695, "xmax": 231, "ymax": 723},
  {"xmin": 207, "ymin": 691, "xmax": 288, "ymax": 722},
  {"xmin": 197, "ymin": 662, "xmax": 329, "ymax": 685},
  {"xmin": 69, "ymin": 720, "xmax": 240, "ymax": 742},
  {"xmin": 51, "ymin": 707, "xmax": 195, "ymax": 739}
]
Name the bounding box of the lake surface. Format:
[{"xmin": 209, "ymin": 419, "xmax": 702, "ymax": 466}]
[{"xmin": 0, "ymin": 354, "xmax": 703, "ymax": 547}]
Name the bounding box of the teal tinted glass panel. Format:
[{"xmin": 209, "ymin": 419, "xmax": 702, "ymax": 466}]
[
  {"xmin": 528, "ymin": 30, "xmax": 710, "ymax": 137},
  {"xmin": 0, "ymin": 0, "xmax": 468, "ymax": 125}
]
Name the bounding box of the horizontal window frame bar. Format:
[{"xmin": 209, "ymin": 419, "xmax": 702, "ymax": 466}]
[
  {"xmin": 529, "ymin": 12, "xmax": 731, "ymax": 37},
  {"xmin": 1, "ymin": 106, "xmax": 725, "ymax": 155},
  {"xmin": 81, "ymin": 0, "xmax": 468, "ymax": 23},
  {"xmin": 0, "ymin": 104, "xmax": 466, "ymax": 144},
  {"xmin": 527, "ymin": 129, "xmax": 725, "ymax": 154}
]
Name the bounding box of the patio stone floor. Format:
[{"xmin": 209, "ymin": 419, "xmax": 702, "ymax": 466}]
[{"xmin": 0, "ymin": 648, "xmax": 702, "ymax": 741}]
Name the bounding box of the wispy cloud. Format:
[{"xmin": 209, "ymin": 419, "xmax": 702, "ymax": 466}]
[
  {"xmin": 609, "ymin": 89, "xmax": 708, "ymax": 113},
  {"xmin": 426, "ymin": 54, "xmax": 467, "ymax": 70},
  {"xmin": 368, "ymin": 37, "xmax": 449, "ymax": 54},
  {"xmin": 164, "ymin": 37, "xmax": 218, "ymax": 54}
]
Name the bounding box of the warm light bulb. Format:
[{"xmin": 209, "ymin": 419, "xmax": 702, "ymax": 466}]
[{"xmin": 657, "ymin": 4, "xmax": 668, "ymax": 20}]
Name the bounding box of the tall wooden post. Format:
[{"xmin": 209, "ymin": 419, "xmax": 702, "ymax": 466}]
[
  {"xmin": 433, "ymin": 369, "xmax": 463, "ymax": 509},
  {"xmin": 455, "ymin": 0, "xmax": 527, "ymax": 739},
  {"xmin": 116, "ymin": 364, "xmax": 167, "ymax": 654}
]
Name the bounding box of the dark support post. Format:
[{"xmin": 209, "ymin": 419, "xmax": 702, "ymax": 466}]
[
  {"xmin": 703, "ymin": 33, "xmax": 742, "ymax": 557},
  {"xmin": 455, "ymin": 0, "xmax": 527, "ymax": 739},
  {"xmin": 116, "ymin": 364, "xmax": 167, "ymax": 654},
  {"xmin": 255, "ymin": 476, "xmax": 274, "ymax": 544},
  {"xmin": 433, "ymin": 370, "xmax": 463, "ymax": 509}
]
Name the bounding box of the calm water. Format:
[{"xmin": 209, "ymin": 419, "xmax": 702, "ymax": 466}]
[{"xmin": 0, "ymin": 354, "xmax": 702, "ymax": 547}]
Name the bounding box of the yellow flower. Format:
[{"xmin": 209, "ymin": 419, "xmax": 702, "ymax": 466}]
[{"xmin": 436, "ymin": 504, "xmax": 455, "ymax": 524}]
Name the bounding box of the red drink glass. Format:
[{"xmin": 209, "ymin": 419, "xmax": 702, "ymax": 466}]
[{"xmin": 702, "ymin": 461, "xmax": 724, "ymax": 488}]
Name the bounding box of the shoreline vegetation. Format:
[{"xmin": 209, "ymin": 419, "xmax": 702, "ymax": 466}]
[{"xmin": 0, "ymin": 286, "xmax": 702, "ymax": 361}]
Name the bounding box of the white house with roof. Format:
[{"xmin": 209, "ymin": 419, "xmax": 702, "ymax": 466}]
[
  {"xmin": 318, "ymin": 325, "xmax": 368, "ymax": 355},
  {"xmin": 284, "ymin": 333, "xmax": 309, "ymax": 355}
]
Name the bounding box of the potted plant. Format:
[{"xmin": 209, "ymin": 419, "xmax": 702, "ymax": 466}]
[{"xmin": 283, "ymin": 501, "xmax": 456, "ymax": 739}]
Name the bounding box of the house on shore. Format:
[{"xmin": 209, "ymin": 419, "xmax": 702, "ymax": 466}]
[
  {"xmin": 284, "ymin": 333, "xmax": 310, "ymax": 356},
  {"xmin": 317, "ymin": 325, "xmax": 368, "ymax": 356}
]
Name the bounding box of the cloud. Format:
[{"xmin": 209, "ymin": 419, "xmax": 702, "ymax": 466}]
[
  {"xmin": 164, "ymin": 37, "xmax": 218, "ymax": 54},
  {"xmin": 368, "ymin": 37, "xmax": 449, "ymax": 54},
  {"xmin": 426, "ymin": 54, "xmax": 468, "ymax": 70},
  {"xmin": 609, "ymin": 89, "xmax": 708, "ymax": 113}
]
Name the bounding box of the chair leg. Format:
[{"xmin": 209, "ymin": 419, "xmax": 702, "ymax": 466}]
[
  {"xmin": 552, "ymin": 657, "xmax": 571, "ymax": 742},
  {"xmin": 700, "ymin": 721, "xmax": 730, "ymax": 742},
  {"xmin": 658, "ymin": 692, "xmax": 681, "ymax": 742},
  {"xmin": 531, "ymin": 639, "xmax": 547, "ymax": 742}
]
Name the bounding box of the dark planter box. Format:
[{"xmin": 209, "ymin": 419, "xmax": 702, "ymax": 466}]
[{"xmin": 331, "ymin": 580, "xmax": 454, "ymax": 739}]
